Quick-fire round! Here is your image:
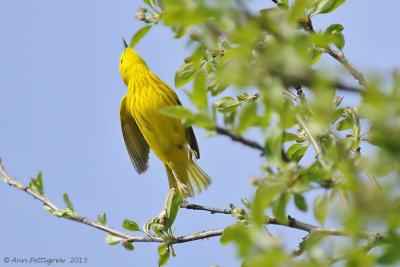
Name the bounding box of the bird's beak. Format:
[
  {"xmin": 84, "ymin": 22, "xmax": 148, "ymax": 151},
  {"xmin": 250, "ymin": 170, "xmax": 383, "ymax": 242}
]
[{"xmin": 123, "ymin": 38, "xmax": 128, "ymax": 49}]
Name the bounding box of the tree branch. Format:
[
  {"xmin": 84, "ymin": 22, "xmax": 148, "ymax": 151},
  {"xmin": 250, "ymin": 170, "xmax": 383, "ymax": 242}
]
[
  {"xmin": 181, "ymin": 202, "xmax": 387, "ymax": 255},
  {"xmin": 215, "ymin": 126, "xmax": 264, "ymax": 153},
  {"xmin": 181, "ymin": 201, "xmax": 232, "ymax": 214},
  {"xmin": 0, "ymin": 162, "xmax": 223, "ymax": 245},
  {"xmin": 327, "ymin": 49, "xmax": 368, "ymax": 87},
  {"xmin": 215, "ymin": 126, "xmax": 291, "ymax": 162},
  {"xmin": 295, "ymin": 114, "xmax": 327, "ymax": 168},
  {"xmin": 283, "ymin": 88, "xmax": 352, "ymax": 205},
  {"xmin": 335, "ymin": 82, "xmax": 363, "ymax": 93},
  {"xmin": 2, "ymin": 163, "xmax": 388, "ymax": 256},
  {"xmin": 271, "ymin": 0, "xmax": 368, "ymax": 88}
]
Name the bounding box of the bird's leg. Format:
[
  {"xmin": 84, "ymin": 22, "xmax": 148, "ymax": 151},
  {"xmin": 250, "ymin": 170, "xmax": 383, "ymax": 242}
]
[
  {"xmin": 172, "ymin": 169, "xmax": 189, "ymax": 195},
  {"xmin": 180, "ymin": 146, "xmax": 199, "ymax": 163}
]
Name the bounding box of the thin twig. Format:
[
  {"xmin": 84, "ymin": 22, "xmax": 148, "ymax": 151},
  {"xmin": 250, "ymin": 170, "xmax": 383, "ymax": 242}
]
[
  {"xmin": 266, "ymin": 215, "xmax": 318, "ymax": 232},
  {"xmin": 270, "ymin": 0, "xmax": 368, "ymax": 88},
  {"xmin": 284, "ymin": 90, "xmax": 350, "ymax": 206},
  {"xmin": 183, "ymin": 202, "xmax": 388, "ymax": 257},
  {"xmin": 181, "ymin": 202, "xmax": 388, "ymax": 247},
  {"xmin": 215, "ymin": 126, "xmax": 291, "ymax": 162},
  {"xmin": 335, "ymin": 82, "xmax": 363, "ymax": 93},
  {"xmin": 366, "ymin": 172, "xmax": 381, "ymax": 190},
  {"xmin": 215, "ymin": 126, "xmax": 264, "ymax": 153},
  {"xmin": 174, "ymin": 230, "xmax": 224, "ymax": 243},
  {"xmin": 290, "ymin": 225, "xmax": 387, "ymax": 257},
  {"xmin": 0, "ymin": 163, "xmax": 223, "ymax": 244},
  {"xmin": 327, "ymin": 49, "xmax": 368, "ymax": 87},
  {"xmin": 329, "ymin": 236, "xmax": 384, "ymax": 264},
  {"xmin": 181, "ymin": 201, "xmax": 232, "ymax": 214},
  {"xmin": 296, "ymin": 115, "xmax": 327, "ymax": 168}
]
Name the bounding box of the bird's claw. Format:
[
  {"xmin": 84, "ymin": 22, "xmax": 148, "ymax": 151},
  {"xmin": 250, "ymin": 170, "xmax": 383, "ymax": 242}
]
[
  {"xmin": 177, "ymin": 182, "xmax": 189, "ymax": 195},
  {"xmin": 180, "ymin": 146, "xmax": 199, "ymax": 163}
]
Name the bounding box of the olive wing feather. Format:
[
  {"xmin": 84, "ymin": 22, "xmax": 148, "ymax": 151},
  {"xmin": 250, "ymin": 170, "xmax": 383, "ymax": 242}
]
[
  {"xmin": 173, "ymin": 94, "xmax": 200, "ymax": 158},
  {"xmin": 120, "ymin": 94, "xmax": 150, "ymax": 173}
]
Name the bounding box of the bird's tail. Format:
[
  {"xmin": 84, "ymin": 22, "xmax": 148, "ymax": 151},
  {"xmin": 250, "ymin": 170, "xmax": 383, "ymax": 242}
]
[{"xmin": 164, "ymin": 161, "xmax": 211, "ymax": 199}]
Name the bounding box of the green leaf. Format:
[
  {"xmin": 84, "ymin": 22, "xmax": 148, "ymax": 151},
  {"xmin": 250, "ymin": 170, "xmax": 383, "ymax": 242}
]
[
  {"xmin": 207, "ymin": 72, "xmax": 229, "ymax": 96},
  {"xmin": 163, "ymin": 188, "xmax": 182, "ymax": 229},
  {"xmin": 143, "ymin": 0, "xmax": 157, "ymax": 10},
  {"xmin": 272, "ymin": 192, "xmax": 289, "ymax": 223},
  {"xmin": 326, "ymin": 24, "xmax": 344, "ymax": 34},
  {"xmin": 158, "ymin": 250, "xmax": 170, "ymax": 266},
  {"xmin": 222, "ymin": 110, "xmax": 236, "ymax": 127},
  {"xmin": 220, "ymin": 222, "xmax": 248, "ymax": 245},
  {"xmin": 205, "ymin": 61, "xmax": 213, "ymax": 73},
  {"xmin": 264, "ymin": 125, "xmax": 284, "ymax": 167},
  {"xmin": 42, "ymin": 205, "xmax": 53, "ymax": 213},
  {"xmin": 313, "ymin": 194, "xmax": 328, "ymax": 225},
  {"xmin": 286, "ymin": 143, "xmax": 303, "ymax": 158},
  {"xmin": 51, "ymin": 210, "xmax": 69, "ymax": 217},
  {"xmin": 283, "ymin": 132, "xmax": 300, "ymax": 142},
  {"xmin": 122, "ymin": 219, "xmax": 140, "ymax": 232},
  {"xmin": 236, "ymin": 103, "xmax": 265, "ymax": 133},
  {"xmin": 311, "ymin": 0, "xmax": 345, "ymax": 15},
  {"xmin": 192, "ymin": 70, "xmax": 208, "ymax": 110},
  {"xmin": 332, "ymin": 31, "xmax": 345, "ymax": 50},
  {"xmin": 325, "ymin": 24, "xmax": 345, "ymax": 50},
  {"xmin": 105, "ymin": 235, "xmax": 122, "ymax": 245},
  {"xmin": 336, "ymin": 118, "xmax": 352, "ymax": 131},
  {"xmin": 311, "ymin": 49, "xmax": 323, "ymax": 64},
  {"xmin": 332, "ymin": 108, "xmax": 344, "ymax": 123},
  {"xmin": 29, "ymin": 171, "xmax": 44, "ymax": 196},
  {"xmin": 170, "ymin": 244, "xmax": 176, "ymax": 257},
  {"xmin": 63, "ymin": 193, "xmax": 74, "ymax": 212},
  {"xmin": 251, "ymin": 184, "xmax": 281, "ymax": 225},
  {"xmin": 294, "ymin": 194, "xmax": 308, "ymax": 212},
  {"xmin": 158, "ymin": 242, "xmax": 169, "ymax": 255},
  {"xmin": 159, "ymin": 106, "xmax": 194, "ymax": 120},
  {"xmin": 175, "ymin": 60, "xmax": 204, "ymax": 88},
  {"xmin": 129, "ymin": 25, "xmax": 152, "ymax": 48},
  {"xmin": 277, "ymin": 0, "xmax": 289, "ymax": 9},
  {"xmin": 122, "ymin": 242, "xmax": 134, "ymax": 251},
  {"xmin": 214, "ymin": 96, "xmax": 242, "ymax": 114},
  {"xmin": 291, "ymin": 145, "xmax": 309, "ymax": 162},
  {"xmin": 193, "ymin": 112, "xmax": 214, "ymax": 129},
  {"xmin": 220, "ymin": 222, "xmax": 252, "ymax": 257},
  {"xmin": 97, "ymin": 213, "xmax": 107, "ymax": 226},
  {"xmin": 172, "ymin": 25, "xmax": 186, "ymax": 38}
]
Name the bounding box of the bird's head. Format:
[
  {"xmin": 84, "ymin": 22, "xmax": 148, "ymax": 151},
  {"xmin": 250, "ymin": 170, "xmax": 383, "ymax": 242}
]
[{"xmin": 119, "ymin": 38, "xmax": 147, "ymax": 86}]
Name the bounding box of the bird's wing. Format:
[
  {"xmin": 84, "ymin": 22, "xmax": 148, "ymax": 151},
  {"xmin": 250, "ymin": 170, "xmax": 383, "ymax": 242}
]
[
  {"xmin": 173, "ymin": 93, "xmax": 200, "ymax": 159},
  {"xmin": 120, "ymin": 94, "xmax": 150, "ymax": 173}
]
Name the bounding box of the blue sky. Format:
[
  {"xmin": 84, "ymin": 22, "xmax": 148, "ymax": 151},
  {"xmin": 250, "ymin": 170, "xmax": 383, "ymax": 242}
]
[{"xmin": 1, "ymin": 0, "xmax": 399, "ymax": 266}]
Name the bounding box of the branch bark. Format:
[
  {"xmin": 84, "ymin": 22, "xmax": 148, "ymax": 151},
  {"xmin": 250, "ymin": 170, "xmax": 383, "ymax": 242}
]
[
  {"xmin": 181, "ymin": 201, "xmax": 232, "ymax": 214},
  {"xmin": 215, "ymin": 126, "xmax": 291, "ymax": 162},
  {"xmin": 1, "ymin": 162, "xmax": 388, "ymax": 254},
  {"xmin": 215, "ymin": 126, "xmax": 264, "ymax": 153},
  {"xmin": 0, "ymin": 163, "xmax": 223, "ymax": 245}
]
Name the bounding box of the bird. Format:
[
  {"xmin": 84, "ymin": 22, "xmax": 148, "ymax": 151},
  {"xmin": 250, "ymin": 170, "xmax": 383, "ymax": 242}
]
[{"xmin": 119, "ymin": 39, "xmax": 211, "ymax": 199}]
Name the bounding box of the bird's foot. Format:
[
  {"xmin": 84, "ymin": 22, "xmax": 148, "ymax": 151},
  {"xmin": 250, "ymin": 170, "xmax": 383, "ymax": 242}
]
[
  {"xmin": 177, "ymin": 182, "xmax": 189, "ymax": 196},
  {"xmin": 180, "ymin": 146, "xmax": 199, "ymax": 163},
  {"xmin": 172, "ymin": 169, "xmax": 189, "ymax": 196}
]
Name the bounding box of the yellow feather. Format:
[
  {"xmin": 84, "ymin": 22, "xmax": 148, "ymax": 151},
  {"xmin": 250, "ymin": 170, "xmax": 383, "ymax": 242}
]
[{"xmin": 119, "ymin": 47, "xmax": 211, "ymax": 198}]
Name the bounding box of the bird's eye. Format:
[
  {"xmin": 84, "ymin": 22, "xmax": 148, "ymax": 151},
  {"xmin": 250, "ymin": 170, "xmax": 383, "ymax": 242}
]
[{"xmin": 120, "ymin": 59, "xmax": 123, "ymax": 64}]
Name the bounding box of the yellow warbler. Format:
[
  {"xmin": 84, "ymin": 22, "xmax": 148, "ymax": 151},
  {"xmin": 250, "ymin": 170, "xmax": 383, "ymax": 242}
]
[{"xmin": 119, "ymin": 40, "xmax": 211, "ymax": 198}]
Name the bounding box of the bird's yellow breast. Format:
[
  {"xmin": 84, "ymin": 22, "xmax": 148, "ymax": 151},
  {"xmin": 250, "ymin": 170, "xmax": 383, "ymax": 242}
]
[{"xmin": 127, "ymin": 67, "xmax": 187, "ymax": 163}]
